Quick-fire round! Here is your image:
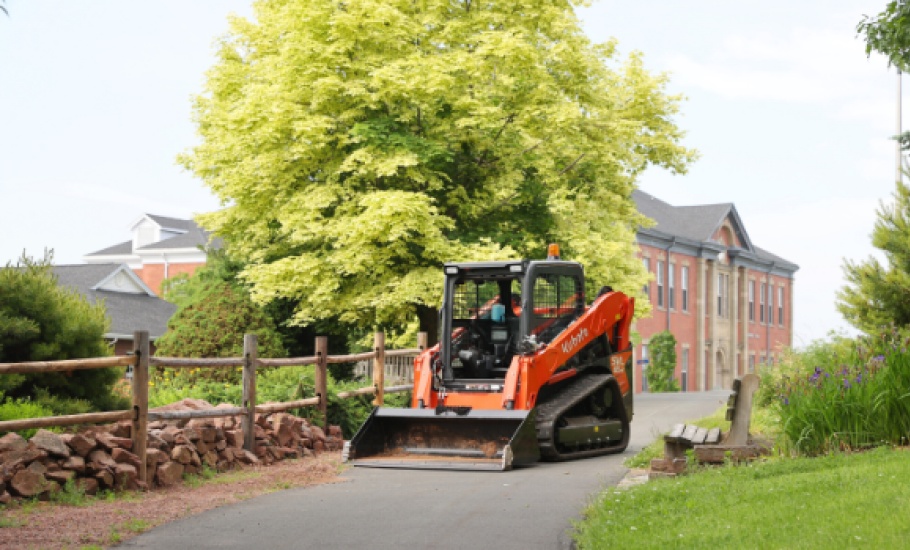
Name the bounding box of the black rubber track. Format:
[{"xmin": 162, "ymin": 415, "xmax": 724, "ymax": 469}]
[{"xmin": 535, "ymin": 373, "xmax": 630, "ymax": 461}]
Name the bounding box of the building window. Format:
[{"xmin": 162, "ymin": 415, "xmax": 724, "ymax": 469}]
[
  {"xmin": 778, "ymin": 286, "xmax": 784, "ymax": 325},
  {"xmin": 656, "ymin": 261, "xmax": 665, "ymax": 308},
  {"xmin": 760, "ymin": 283, "xmax": 766, "ymax": 323},
  {"xmin": 668, "ymin": 263, "xmax": 676, "ymax": 310},
  {"xmin": 748, "ymin": 281, "xmax": 755, "ymax": 322},
  {"xmin": 748, "ymin": 354, "xmax": 755, "ymax": 373},
  {"xmin": 642, "ymin": 258, "xmax": 650, "ymax": 298},
  {"xmin": 767, "ymin": 282, "xmax": 773, "ymax": 325},
  {"xmin": 681, "ymin": 266, "xmax": 689, "ymax": 312},
  {"xmin": 717, "ymin": 273, "xmax": 729, "ymax": 318}
]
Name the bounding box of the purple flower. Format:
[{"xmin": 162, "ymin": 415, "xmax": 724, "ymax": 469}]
[
  {"xmin": 809, "ymin": 367, "xmax": 822, "ymax": 384},
  {"xmin": 843, "ymin": 378, "xmax": 851, "ymax": 389}
]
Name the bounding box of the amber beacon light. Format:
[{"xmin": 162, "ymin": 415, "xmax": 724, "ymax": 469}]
[{"xmin": 547, "ymin": 243, "xmax": 561, "ymax": 260}]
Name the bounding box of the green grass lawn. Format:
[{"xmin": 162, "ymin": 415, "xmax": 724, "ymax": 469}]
[{"xmin": 574, "ymin": 446, "xmax": 910, "ymax": 549}]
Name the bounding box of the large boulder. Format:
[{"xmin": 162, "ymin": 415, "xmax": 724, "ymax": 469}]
[
  {"xmin": 63, "ymin": 433, "xmax": 97, "ymax": 457},
  {"xmin": 9, "ymin": 469, "xmax": 48, "ymax": 498},
  {"xmin": 171, "ymin": 445, "xmax": 196, "ymax": 465},
  {"xmin": 61, "ymin": 455, "xmax": 86, "ymax": 474},
  {"xmin": 0, "ymin": 433, "xmax": 28, "ymax": 453},
  {"xmin": 112, "ymin": 448, "xmax": 142, "ymax": 471},
  {"xmin": 155, "ymin": 461, "xmax": 184, "ymax": 487},
  {"xmin": 30, "ymin": 430, "xmax": 71, "ymax": 458}
]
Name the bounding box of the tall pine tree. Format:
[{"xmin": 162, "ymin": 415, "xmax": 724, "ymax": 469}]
[{"xmin": 837, "ymin": 180, "xmax": 910, "ymax": 333}]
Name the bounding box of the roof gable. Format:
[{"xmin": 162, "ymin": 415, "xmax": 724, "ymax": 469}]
[
  {"xmin": 633, "ymin": 190, "xmax": 755, "ymax": 252},
  {"xmin": 54, "ymin": 264, "xmax": 155, "ymax": 297},
  {"xmin": 52, "ymin": 264, "xmax": 175, "ymax": 339},
  {"xmin": 92, "ymin": 265, "xmax": 155, "ymax": 295}
]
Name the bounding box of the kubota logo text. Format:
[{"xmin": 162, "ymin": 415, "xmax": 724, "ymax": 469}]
[
  {"xmin": 561, "ymin": 328, "xmax": 589, "ymax": 355},
  {"xmin": 611, "ymin": 355, "xmax": 625, "ymax": 373}
]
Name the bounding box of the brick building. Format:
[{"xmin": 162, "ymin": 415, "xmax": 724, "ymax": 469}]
[
  {"xmin": 633, "ymin": 190, "xmax": 798, "ymax": 392},
  {"xmin": 83, "ymin": 214, "xmax": 212, "ymax": 295}
]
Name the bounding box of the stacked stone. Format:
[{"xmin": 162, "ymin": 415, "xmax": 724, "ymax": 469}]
[{"xmin": 0, "ymin": 400, "xmax": 343, "ymax": 504}]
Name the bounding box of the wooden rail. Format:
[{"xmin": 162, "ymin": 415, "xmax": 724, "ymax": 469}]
[{"xmin": 0, "ymin": 330, "xmax": 428, "ymax": 481}]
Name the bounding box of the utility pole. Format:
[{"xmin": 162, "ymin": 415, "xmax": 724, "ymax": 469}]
[{"xmin": 898, "ymin": 68, "xmax": 903, "ymax": 183}]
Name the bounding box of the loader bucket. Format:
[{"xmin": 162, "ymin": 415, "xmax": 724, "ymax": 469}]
[{"xmin": 344, "ymin": 408, "xmax": 540, "ymax": 471}]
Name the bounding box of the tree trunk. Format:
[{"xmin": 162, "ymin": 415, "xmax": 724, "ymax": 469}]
[{"xmin": 416, "ymin": 304, "xmax": 439, "ymax": 348}]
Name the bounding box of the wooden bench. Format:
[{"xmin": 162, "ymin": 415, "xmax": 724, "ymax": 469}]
[{"xmin": 649, "ymin": 374, "xmax": 767, "ymax": 478}]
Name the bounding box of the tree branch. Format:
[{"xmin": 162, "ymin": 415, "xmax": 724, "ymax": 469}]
[
  {"xmin": 558, "ymin": 153, "xmax": 586, "ymax": 176},
  {"xmin": 476, "ymin": 114, "xmax": 515, "ymax": 166}
]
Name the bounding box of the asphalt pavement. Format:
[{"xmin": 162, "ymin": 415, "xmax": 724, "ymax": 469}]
[{"xmin": 119, "ymin": 390, "xmax": 730, "ymax": 550}]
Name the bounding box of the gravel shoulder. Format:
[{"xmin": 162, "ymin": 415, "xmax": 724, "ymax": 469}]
[{"xmin": 0, "ymin": 452, "xmax": 345, "ymax": 549}]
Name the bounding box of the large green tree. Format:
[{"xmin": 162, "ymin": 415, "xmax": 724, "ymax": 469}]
[
  {"xmin": 837, "ymin": 180, "xmax": 910, "ymax": 333},
  {"xmin": 0, "ymin": 255, "xmax": 123, "ymax": 410},
  {"xmin": 182, "ymin": 0, "xmax": 696, "ymax": 338}
]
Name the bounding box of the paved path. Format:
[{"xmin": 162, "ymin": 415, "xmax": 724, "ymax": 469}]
[{"xmin": 120, "ymin": 391, "xmax": 729, "ymax": 550}]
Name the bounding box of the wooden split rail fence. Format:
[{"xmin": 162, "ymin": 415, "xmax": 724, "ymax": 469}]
[{"xmin": 0, "ymin": 330, "xmax": 428, "ymax": 483}]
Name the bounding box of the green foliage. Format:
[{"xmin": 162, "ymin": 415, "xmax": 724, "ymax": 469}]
[
  {"xmin": 646, "ymin": 330, "xmax": 679, "ymax": 392},
  {"xmin": 838, "ymin": 181, "xmax": 910, "ymax": 335},
  {"xmin": 578, "ymin": 447, "xmax": 910, "ymax": 549},
  {"xmin": 770, "ymin": 327, "xmax": 910, "ymax": 455},
  {"xmin": 183, "ymin": 465, "xmax": 218, "ymax": 488},
  {"xmin": 50, "ymin": 477, "xmax": 88, "ymax": 507},
  {"xmin": 0, "ymin": 398, "xmax": 55, "ymax": 439},
  {"xmin": 156, "ymin": 275, "xmax": 286, "ymax": 383},
  {"xmin": 181, "ymin": 0, "xmax": 696, "ymax": 334},
  {"xmin": 0, "ymin": 254, "xmax": 123, "ymax": 411},
  {"xmin": 857, "ymin": 1, "xmax": 910, "ymax": 71}
]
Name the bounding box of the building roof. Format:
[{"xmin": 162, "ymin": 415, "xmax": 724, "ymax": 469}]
[
  {"xmin": 53, "ymin": 264, "xmax": 176, "ymax": 340},
  {"xmin": 84, "ymin": 214, "xmax": 214, "ymax": 258},
  {"xmin": 632, "ymin": 189, "xmax": 797, "ymax": 272},
  {"xmin": 142, "ymin": 214, "xmax": 200, "ymax": 233}
]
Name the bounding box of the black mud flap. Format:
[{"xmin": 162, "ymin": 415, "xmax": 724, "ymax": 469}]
[{"xmin": 344, "ymin": 408, "xmax": 540, "ymax": 471}]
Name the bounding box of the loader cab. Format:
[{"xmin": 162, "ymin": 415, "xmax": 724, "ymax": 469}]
[{"xmin": 439, "ymin": 259, "xmax": 585, "ymax": 383}]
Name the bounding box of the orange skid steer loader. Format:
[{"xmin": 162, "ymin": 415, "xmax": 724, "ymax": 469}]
[{"xmin": 344, "ymin": 245, "xmax": 635, "ymax": 471}]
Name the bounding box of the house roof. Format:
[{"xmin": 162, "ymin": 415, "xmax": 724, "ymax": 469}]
[
  {"xmin": 84, "ymin": 214, "xmax": 215, "ymax": 258},
  {"xmin": 632, "ymin": 189, "xmax": 797, "ymax": 271},
  {"xmin": 142, "ymin": 214, "xmax": 200, "ymax": 233},
  {"xmin": 53, "ymin": 264, "xmax": 176, "ymax": 340},
  {"xmin": 83, "ymin": 240, "xmax": 135, "ymax": 258}
]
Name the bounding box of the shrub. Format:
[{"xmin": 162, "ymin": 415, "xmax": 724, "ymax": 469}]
[
  {"xmin": 0, "ymin": 254, "xmax": 124, "ymax": 411},
  {"xmin": 773, "ymin": 327, "xmax": 910, "ymax": 454},
  {"xmin": 155, "ymin": 279, "xmax": 286, "ymax": 385},
  {"xmin": 647, "ymin": 331, "xmax": 680, "ymax": 392},
  {"xmin": 0, "ymin": 397, "xmax": 56, "ymax": 438}
]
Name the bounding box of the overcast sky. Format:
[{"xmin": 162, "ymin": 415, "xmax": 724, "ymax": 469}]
[{"xmin": 0, "ymin": 1, "xmax": 901, "ymax": 347}]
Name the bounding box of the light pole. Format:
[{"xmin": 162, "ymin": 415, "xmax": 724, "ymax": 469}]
[{"xmin": 899, "ymin": 68, "xmax": 903, "ymax": 183}]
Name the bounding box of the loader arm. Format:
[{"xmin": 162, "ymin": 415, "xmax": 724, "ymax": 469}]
[{"xmin": 503, "ymin": 289, "xmax": 634, "ymax": 410}]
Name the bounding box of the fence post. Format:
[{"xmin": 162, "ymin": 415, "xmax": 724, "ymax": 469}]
[
  {"xmin": 242, "ymin": 334, "xmax": 258, "ymax": 452},
  {"xmin": 315, "ymin": 336, "xmax": 328, "ymax": 429},
  {"xmin": 131, "ymin": 331, "xmax": 149, "ymax": 486},
  {"xmin": 372, "ymin": 332, "xmax": 385, "ymax": 406},
  {"xmin": 417, "ymin": 331, "xmax": 428, "ymax": 353}
]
